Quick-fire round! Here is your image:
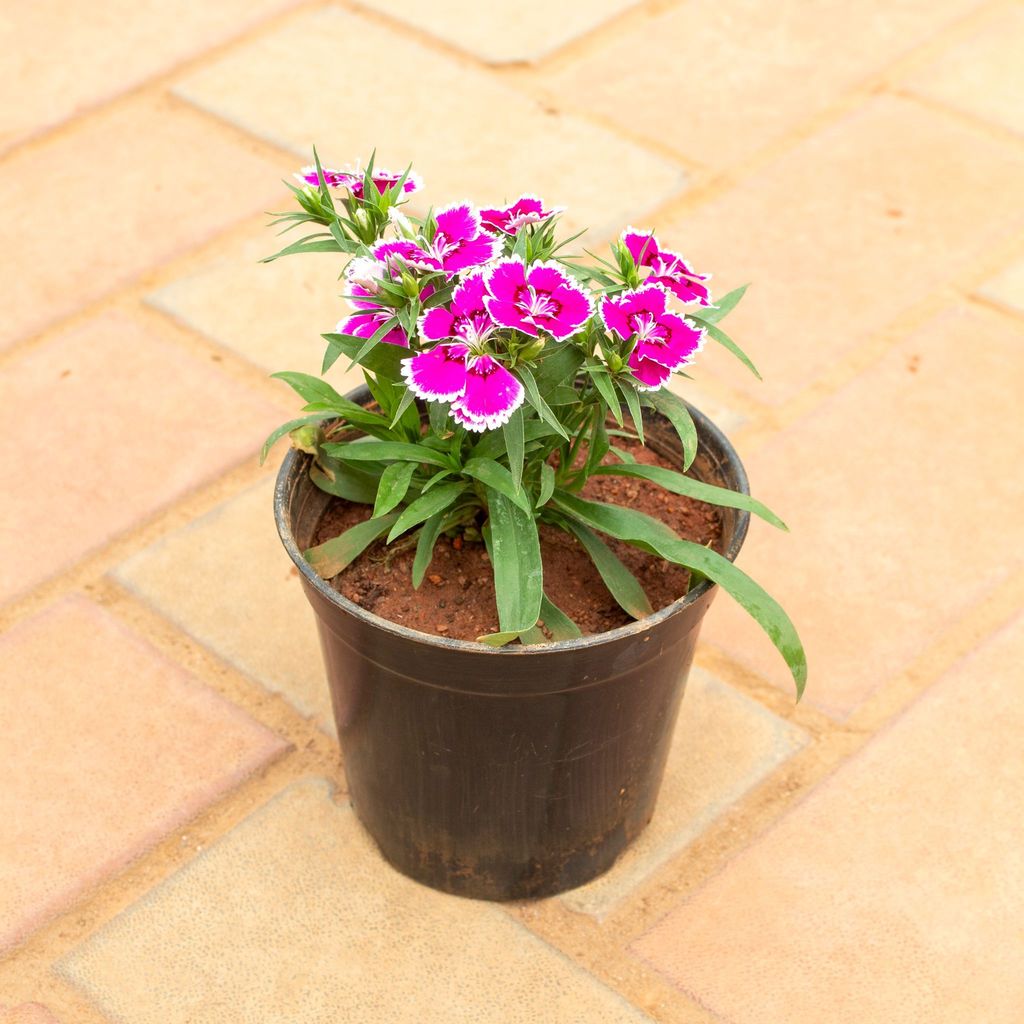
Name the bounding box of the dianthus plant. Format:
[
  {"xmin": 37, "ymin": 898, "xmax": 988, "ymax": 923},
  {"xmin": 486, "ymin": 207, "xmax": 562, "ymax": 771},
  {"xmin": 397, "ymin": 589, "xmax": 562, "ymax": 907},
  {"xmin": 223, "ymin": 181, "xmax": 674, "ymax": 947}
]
[{"xmin": 264, "ymin": 153, "xmax": 806, "ymax": 696}]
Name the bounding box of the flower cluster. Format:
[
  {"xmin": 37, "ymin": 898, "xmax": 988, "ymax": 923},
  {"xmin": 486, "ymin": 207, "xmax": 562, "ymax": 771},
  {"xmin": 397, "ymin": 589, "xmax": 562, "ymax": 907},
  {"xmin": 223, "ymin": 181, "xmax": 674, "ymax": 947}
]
[
  {"xmin": 263, "ymin": 154, "xmax": 805, "ymax": 694},
  {"xmin": 299, "ymin": 168, "xmax": 713, "ymax": 432}
]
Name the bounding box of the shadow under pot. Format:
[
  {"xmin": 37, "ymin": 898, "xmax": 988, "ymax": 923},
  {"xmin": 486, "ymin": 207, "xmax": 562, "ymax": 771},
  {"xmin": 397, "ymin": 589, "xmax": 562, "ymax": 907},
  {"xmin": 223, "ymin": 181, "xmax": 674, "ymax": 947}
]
[{"xmin": 274, "ymin": 391, "xmax": 749, "ymax": 901}]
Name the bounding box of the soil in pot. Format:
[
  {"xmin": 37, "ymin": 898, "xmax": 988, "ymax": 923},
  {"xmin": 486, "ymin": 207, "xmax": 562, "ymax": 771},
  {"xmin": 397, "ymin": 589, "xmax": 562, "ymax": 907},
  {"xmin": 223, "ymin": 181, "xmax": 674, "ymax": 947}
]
[{"xmin": 311, "ymin": 437, "xmax": 723, "ymax": 641}]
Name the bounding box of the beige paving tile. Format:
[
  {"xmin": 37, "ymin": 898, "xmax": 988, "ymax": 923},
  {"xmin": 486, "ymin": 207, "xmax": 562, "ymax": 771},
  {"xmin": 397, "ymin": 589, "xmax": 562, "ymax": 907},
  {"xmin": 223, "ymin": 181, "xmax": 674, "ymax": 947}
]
[
  {"xmin": 61, "ymin": 779, "xmax": 652, "ymax": 1023},
  {"xmin": 0, "ymin": 1007, "xmax": 61, "ymax": 1024},
  {"xmin": 147, "ymin": 221, "xmax": 364, "ymax": 391},
  {"xmin": 548, "ymin": 0, "xmax": 982, "ymax": 169},
  {"xmin": 356, "ymin": 0, "xmax": 640, "ymax": 64},
  {"xmin": 116, "ymin": 479, "xmax": 333, "ymax": 735},
  {"xmin": 562, "ymin": 669, "xmax": 805, "ymax": 918},
  {"xmin": 0, "ymin": 0, "xmax": 302, "ymax": 151},
  {"xmin": 0, "ymin": 94, "xmax": 288, "ymax": 351},
  {"xmin": 630, "ymin": 615, "xmax": 1024, "ymax": 1024},
  {"xmin": 0, "ymin": 309, "xmax": 284, "ymax": 605},
  {"xmin": 173, "ymin": 6, "xmax": 687, "ymax": 238},
  {"xmin": 978, "ymin": 258, "xmax": 1024, "ymax": 316},
  {"xmin": 656, "ymin": 95, "xmax": 1024, "ymax": 404},
  {"xmin": 0, "ymin": 596, "xmax": 286, "ymax": 954},
  {"xmin": 904, "ymin": 6, "xmax": 1024, "ymax": 136},
  {"xmin": 702, "ymin": 303, "xmax": 1024, "ymax": 717}
]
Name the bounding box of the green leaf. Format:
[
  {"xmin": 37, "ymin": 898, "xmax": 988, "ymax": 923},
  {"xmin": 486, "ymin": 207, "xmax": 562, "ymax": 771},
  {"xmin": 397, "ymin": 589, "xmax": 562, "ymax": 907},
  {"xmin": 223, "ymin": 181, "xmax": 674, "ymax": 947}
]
[
  {"xmin": 533, "ymin": 342, "xmax": 584, "ymax": 390},
  {"xmin": 271, "ymin": 372, "xmax": 389, "ymax": 428},
  {"xmin": 645, "ymin": 388, "xmax": 699, "ymax": 470},
  {"xmin": 463, "ymin": 458, "xmax": 531, "ymax": 514},
  {"xmin": 503, "ymin": 408, "xmax": 525, "ymax": 491},
  {"xmin": 539, "ymin": 594, "xmax": 582, "ymax": 640},
  {"xmin": 389, "ymin": 386, "xmax": 419, "ymax": 432},
  {"xmin": 486, "ymin": 489, "xmax": 543, "ymax": 634},
  {"xmin": 618, "ymin": 381, "xmax": 645, "ymax": 445},
  {"xmin": 552, "ymin": 492, "xmax": 806, "ymax": 697},
  {"xmin": 537, "ymin": 462, "xmax": 556, "ymax": 507},
  {"xmin": 323, "ymin": 440, "xmax": 451, "ymax": 469},
  {"xmin": 320, "ymin": 332, "xmax": 406, "ymax": 378},
  {"xmin": 563, "ymin": 519, "xmax": 653, "ymax": 619},
  {"xmin": 372, "ymin": 461, "xmax": 417, "ymax": 518},
  {"xmin": 412, "ymin": 511, "xmax": 446, "ymax": 588},
  {"xmin": 260, "ymin": 234, "xmax": 343, "ymax": 263},
  {"xmin": 518, "ymin": 365, "xmax": 570, "ymax": 441},
  {"xmin": 477, "ymin": 630, "xmax": 525, "ymax": 647},
  {"xmin": 260, "ymin": 415, "xmax": 328, "ymax": 464},
  {"xmin": 352, "ymin": 316, "xmax": 403, "ymax": 369},
  {"xmin": 304, "ymin": 513, "xmax": 398, "ymax": 578},
  {"xmin": 699, "ymin": 283, "xmax": 748, "ymax": 324},
  {"xmin": 608, "ymin": 444, "xmax": 636, "ymax": 464},
  {"xmin": 387, "ymin": 482, "xmax": 466, "ymax": 543},
  {"xmin": 428, "ymin": 401, "xmax": 449, "ymax": 436},
  {"xmin": 474, "ymin": 418, "xmax": 555, "ymax": 459},
  {"xmin": 690, "ymin": 317, "xmax": 762, "ymax": 380},
  {"xmin": 586, "ymin": 362, "xmax": 623, "ymax": 425},
  {"xmin": 309, "ymin": 461, "xmax": 380, "ymax": 504},
  {"xmin": 583, "ymin": 410, "xmax": 610, "ymax": 480},
  {"xmin": 593, "ymin": 462, "xmax": 788, "ymax": 530}
]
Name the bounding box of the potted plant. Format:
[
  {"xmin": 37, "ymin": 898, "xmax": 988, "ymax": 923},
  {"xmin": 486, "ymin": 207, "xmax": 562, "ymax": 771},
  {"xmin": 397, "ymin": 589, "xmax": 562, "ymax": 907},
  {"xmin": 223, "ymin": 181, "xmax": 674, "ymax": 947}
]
[{"xmin": 264, "ymin": 154, "xmax": 805, "ymax": 900}]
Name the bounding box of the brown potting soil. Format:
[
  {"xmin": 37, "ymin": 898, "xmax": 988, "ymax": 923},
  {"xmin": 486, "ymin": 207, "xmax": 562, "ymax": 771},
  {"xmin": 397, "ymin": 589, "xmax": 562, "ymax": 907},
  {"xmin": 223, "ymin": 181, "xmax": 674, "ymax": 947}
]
[{"xmin": 312, "ymin": 438, "xmax": 722, "ymax": 641}]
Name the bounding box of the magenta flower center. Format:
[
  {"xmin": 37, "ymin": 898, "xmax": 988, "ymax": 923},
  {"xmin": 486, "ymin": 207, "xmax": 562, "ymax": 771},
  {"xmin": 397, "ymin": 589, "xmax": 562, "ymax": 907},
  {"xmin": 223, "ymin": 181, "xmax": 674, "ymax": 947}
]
[
  {"xmin": 521, "ymin": 285, "xmax": 560, "ymax": 320},
  {"xmin": 631, "ymin": 312, "xmax": 664, "ymax": 344}
]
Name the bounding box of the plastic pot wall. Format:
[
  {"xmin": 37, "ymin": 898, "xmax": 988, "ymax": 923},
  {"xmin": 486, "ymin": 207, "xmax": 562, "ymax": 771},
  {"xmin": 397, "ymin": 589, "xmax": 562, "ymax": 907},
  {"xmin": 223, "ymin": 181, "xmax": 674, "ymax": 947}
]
[{"xmin": 275, "ymin": 395, "xmax": 749, "ymax": 900}]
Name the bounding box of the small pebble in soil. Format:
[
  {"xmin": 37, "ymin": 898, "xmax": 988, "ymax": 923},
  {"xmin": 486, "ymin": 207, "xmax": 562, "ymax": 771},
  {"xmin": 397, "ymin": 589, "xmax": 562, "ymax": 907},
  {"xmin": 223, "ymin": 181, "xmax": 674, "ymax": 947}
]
[{"xmin": 428, "ymin": 574, "xmax": 444, "ymax": 586}]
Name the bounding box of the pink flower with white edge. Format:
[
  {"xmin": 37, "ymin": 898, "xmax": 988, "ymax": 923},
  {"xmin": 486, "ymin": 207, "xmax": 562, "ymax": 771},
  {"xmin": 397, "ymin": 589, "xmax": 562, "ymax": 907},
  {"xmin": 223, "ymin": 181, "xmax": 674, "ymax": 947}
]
[
  {"xmin": 419, "ymin": 274, "xmax": 497, "ymax": 346},
  {"xmin": 422, "ymin": 203, "xmax": 500, "ymax": 278},
  {"xmin": 483, "ymin": 259, "xmax": 593, "ymax": 340},
  {"xmin": 370, "ymin": 239, "xmax": 439, "ymax": 275},
  {"xmin": 336, "ymin": 310, "xmax": 408, "ymax": 348},
  {"xmin": 601, "ymin": 285, "xmax": 705, "ymax": 391},
  {"xmin": 402, "ymin": 345, "xmax": 524, "ymax": 432},
  {"xmin": 480, "ymin": 194, "xmax": 564, "ymax": 235},
  {"xmin": 295, "ymin": 166, "xmax": 423, "ymax": 199},
  {"xmin": 621, "ymin": 228, "xmax": 712, "ymax": 307},
  {"xmin": 345, "ymin": 256, "xmax": 387, "ymax": 295}
]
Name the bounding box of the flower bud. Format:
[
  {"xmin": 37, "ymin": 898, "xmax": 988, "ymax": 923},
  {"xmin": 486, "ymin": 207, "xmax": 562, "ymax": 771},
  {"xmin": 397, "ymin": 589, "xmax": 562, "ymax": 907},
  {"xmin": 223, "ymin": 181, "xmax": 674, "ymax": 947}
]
[
  {"xmin": 520, "ymin": 339, "xmax": 546, "ymax": 361},
  {"xmin": 401, "ymin": 271, "xmax": 420, "ymax": 298},
  {"xmin": 607, "ymin": 353, "xmax": 624, "ymax": 373},
  {"xmin": 354, "ymin": 208, "xmax": 372, "ymax": 232}
]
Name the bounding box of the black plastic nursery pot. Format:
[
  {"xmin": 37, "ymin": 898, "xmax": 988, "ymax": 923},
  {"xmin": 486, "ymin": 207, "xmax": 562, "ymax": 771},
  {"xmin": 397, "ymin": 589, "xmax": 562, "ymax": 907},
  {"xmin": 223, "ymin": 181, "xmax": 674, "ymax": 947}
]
[{"xmin": 274, "ymin": 392, "xmax": 750, "ymax": 901}]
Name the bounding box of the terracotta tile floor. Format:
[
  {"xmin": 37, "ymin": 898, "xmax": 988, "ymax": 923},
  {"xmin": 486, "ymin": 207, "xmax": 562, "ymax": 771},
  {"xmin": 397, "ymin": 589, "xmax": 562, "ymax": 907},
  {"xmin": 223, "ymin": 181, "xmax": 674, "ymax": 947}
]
[{"xmin": 2, "ymin": 3, "xmax": 1022, "ymax": 1020}]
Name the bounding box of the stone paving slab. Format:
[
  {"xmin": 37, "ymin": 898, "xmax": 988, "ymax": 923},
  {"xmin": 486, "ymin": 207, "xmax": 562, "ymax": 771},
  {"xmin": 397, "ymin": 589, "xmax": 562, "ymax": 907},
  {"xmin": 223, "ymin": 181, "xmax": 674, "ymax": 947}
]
[
  {"xmin": 978, "ymin": 258, "xmax": 1024, "ymax": 316},
  {"xmin": 0, "ymin": 0, "xmax": 302, "ymax": 152},
  {"xmin": 0, "ymin": 1007, "xmax": 60, "ymax": 1024},
  {"xmin": 0, "ymin": 309, "xmax": 284, "ymax": 605},
  {"xmin": 0, "ymin": 596, "xmax": 287, "ymax": 954},
  {"xmin": 172, "ymin": 6, "xmax": 687, "ymax": 239},
  {"xmin": 656, "ymin": 94, "xmax": 1024, "ymax": 404},
  {"xmin": 562, "ymin": 668, "xmax": 805, "ymax": 918},
  {"xmin": 60, "ymin": 779, "xmax": 652, "ymax": 1023},
  {"xmin": 355, "ymin": 0, "xmax": 641, "ymax": 64},
  {"xmin": 904, "ymin": 6, "xmax": 1024, "ymax": 136},
  {"xmin": 115, "ymin": 479, "xmax": 334, "ymax": 734},
  {"xmin": 548, "ymin": 0, "xmax": 983, "ymax": 170},
  {"xmin": 0, "ymin": 94, "xmax": 288, "ymax": 352},
  {"xmin": 630, "ymin": 614, "xmax": 1024, "ymax": 1024},
  {"xmin": 703, "ymin": 303, "xmax": 1024, "ymax": 717}
]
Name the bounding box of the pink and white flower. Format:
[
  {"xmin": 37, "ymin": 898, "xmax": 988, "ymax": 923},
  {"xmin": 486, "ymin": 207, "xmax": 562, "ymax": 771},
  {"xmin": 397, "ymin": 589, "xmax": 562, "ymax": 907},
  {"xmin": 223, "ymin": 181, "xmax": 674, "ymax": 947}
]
[
  {"xmin": 370, "ymin": 239, "xmax": 439, "ymax": 275},
  {"xmin": 621, "ymin": 228, "xmax": 712, "ymax": 307},
  {"xmin": 601, "ymin": 285, "xmax": 704, "ymax": 390},
  {"xmin": 402, "ymin": 345, "xmax": 524, "ymax": 432},
  {"xmin": 419, "ymin": 274, "xmax": 497, "ymax": 346},
  {"xmin": 480, "ymin": 194, "xmax": 563, "ymax": 235},
  {"xmin": 423, "ymin": 204, "xmax": 500, "ymax": 277},
  {"xmin": 483, "ymin": 259, "xmax": 593, "ymax": 340},
  {"xmin": 295, "ymin": 165, "xmax": 423, "ymax": 199},
  {"xmin": 336, "ymin": 309, "xmax": 408, "ymax": 348}
]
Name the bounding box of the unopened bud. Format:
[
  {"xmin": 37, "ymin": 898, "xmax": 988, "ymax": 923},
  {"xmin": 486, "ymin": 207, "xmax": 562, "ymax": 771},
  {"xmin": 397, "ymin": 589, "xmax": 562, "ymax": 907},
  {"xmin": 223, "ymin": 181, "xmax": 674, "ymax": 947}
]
[
  {"xmin": 354, "ymin": 208, "xmax": 372, "ymax": 231},
  {"xmin": 401, "ymin": 271, "xmax": 420, "ymax": 298},
  {"xmin": 520, "ymin": 339, "xmax": 546, "ymax": 361},
  {"xmin": 289, "ymin": 424, "xmax": 320, "ymax": 454},
  {"xmin": 607, "ymin": 353, "xmax": 624, "ymax": 373}
]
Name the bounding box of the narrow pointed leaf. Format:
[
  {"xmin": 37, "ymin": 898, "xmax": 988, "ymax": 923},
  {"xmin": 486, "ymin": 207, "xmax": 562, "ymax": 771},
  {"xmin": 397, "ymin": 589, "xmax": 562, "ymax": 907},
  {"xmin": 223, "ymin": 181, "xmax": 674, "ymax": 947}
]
[
  {"xmin": 690, "ymin": 317, "xmax": 761, "ymax": 380},
  {"xmin": 463, "ymin": 458, "xmax": 531, "ymax": 513},
  {"xmin": 486, "ymin": 489, "xmax": 543, "ymax": 634},
  {"xmin": 553, "ymin": 492, "xmax": 806, "ymax": 697},
  {"xmin": 503, "ymin": 408, "xmax": 525, "ymax": 491},
  {"xmin": 593, "ymin": 462, "xmax": 787, "ymax": 530},
  {"xmin": 699, "ymin": 283, "xmax": 748, "ymax": 324},
  {"xmin": 412, "ymin": 511, "xmax": 446, "ymax": 588},
  {"xmin": 618, "ymin": 381, "xmax": 645, "ymax": 445},
  {"xmin": 372, "ymin": 461, "xmax": 417, "ymax": 518},
  {"xmin": 387, "ymin": 483, "xmax": 466, "ymax": 542},
  {"xmin": 323, "ymin": 440, "xmax": 450, "ymax": 468},
  {"xmin": 646, "ymin": 388, "xmax": 698, "ymax": 470},
  {"xmin": 518, "ymin": 365, "xmax": 569, "ymax": 441},
  {"xmin": 539, "ymin": 594, "xmax": 582, "ymax": 640},
  {"xmin": 260, "ymin": 414, "xmax": 328, "ymax": 464},
  {"xmin": 563, "ymin": 519, "xmax": 653, "ymax": 619},
  {"xmin": 304, "ymin": 513, "xmax": 398, "ymax": 578}
]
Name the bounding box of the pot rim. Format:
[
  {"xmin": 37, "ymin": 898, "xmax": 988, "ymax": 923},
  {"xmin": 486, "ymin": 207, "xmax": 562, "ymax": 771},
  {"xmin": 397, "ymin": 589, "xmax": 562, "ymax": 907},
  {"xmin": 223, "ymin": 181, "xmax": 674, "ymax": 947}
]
[{"xmin": 273, "ymin": 401, "xmax": 749, "ymax": 657}]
